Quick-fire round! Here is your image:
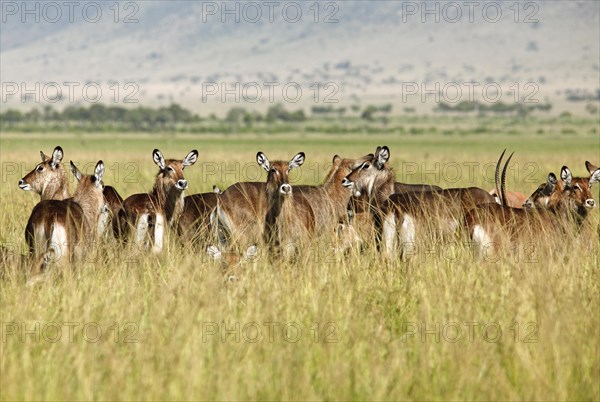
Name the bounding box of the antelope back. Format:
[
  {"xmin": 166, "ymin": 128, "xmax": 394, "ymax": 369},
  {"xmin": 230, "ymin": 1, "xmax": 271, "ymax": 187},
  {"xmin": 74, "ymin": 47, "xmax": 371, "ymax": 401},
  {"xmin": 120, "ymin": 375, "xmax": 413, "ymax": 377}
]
[{"xmin": 19, "ymin": 146, "xmax": 69, "ymax": 200}]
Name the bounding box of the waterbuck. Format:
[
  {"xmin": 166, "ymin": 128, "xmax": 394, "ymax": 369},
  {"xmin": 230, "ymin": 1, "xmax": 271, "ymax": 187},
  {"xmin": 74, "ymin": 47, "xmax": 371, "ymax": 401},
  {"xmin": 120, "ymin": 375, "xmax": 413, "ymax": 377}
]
[
  {"xmin": 25, "ymin": 161, "xmax": 106, "ymax": 272},
  {"xmin": 19, "ymin": 146, "xmax": 70, "ymax": 201},
  {"xmin": 212, "ymin": 153, "xmax": 370, "ymax": 255},
  {"xmin": 19, "ymin": 146, "xmax": 124, "ymax": 238},
  {"xmin": 523, "ymin": 172, "xmax": 558, "ymax": 209},
  {"xmin": 257, "ymin": 151, "xmax": 315, "ymax": 258},
  {"xmin": 342, "ymin": 146, "xmax": 496, "ymax": 259},
  {"xmin": 119, "ymin": 149, "xmax": 198, "ymax": 253},
  {"xmin": 465, "ymin": 153, "xmax": 599, "ymax": 258}
]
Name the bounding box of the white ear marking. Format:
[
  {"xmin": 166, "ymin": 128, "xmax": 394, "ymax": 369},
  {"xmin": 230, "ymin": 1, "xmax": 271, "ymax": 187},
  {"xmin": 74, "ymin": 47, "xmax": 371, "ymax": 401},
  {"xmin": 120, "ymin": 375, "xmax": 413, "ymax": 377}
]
[
  {"xmin": 182, "ymin": 150, "xmax": 198, "ymax": 168},
  {"xmin": 95, "ymin": 160, "xmax": 105, "ymax": 181},
  {"xmin": 561, "ymin": 166, "xmax": 572, "ymax": 185},
  {"xmin": 153, "ymin": 149, "xmax": 166, "ymax": 170},
  {"xmin": 256, "ymin": 152, "xmax": 270, "ymax": 172},
  {"xmin": 289, "ymin": 152, "xmax": 305, "ymax": 170},
  {"xmin": 375, "ymin": 146, "xmax": 390, "ymax": 169},
  {"xmin": 590, "ymin": 169, "xmax": 600, "ymax": 186},
  {"xmin": 51, "ymin": 146, "xmax": 63, "ymax": 168}
]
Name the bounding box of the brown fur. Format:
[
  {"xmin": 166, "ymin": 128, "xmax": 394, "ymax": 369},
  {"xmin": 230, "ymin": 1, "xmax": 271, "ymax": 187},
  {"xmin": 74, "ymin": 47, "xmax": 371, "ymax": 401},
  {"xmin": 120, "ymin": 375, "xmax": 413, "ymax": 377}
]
[
  {"xmin": 103, "ymin": 186, "xmax": 125, "ymax": 238},
  {"xmin": 25, "ymin": 161, "xmax": 105, "ymax": 272},
  {"xmin": 343, "ymin": 146, "xmax": 495, "ymax": 253},
  {"xmin": 489, "ymin": 188, "xmax": 528, "ymax": 209},
  {"xmin": 259, "ymin": 153, "xmax": 315, "ymax": 258},
  {"xmin": 120, "ymin": 149, "xmax": 197, "ymax": 253},
  {"xmin": 466, "ymin": 162, "xmax": 599, "ymax": 256},
  {"xmin": 296, "ymin": 155, "xmax": 370, "ymax": 234},
  {"xmin": 178, "ymin": 188, "xmax": 221, "ymax": 245},
  {"xmin": 20, "ymin": 146, "xmax": 124, "ymax": 238},
  {"xmin": 214, "ymin": 154, "xmax": 368, "ymax": 254},
  {"xmin": 19, "ymin": 146, "xmax": 70, "ymax": 201}
]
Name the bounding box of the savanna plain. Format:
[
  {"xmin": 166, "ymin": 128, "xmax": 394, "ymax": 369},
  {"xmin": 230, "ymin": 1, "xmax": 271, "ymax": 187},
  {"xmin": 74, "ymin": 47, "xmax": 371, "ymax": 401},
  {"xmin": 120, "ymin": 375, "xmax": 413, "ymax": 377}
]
[{"xmin": 1, "ymin": 118, "xmax": 599, "ymax": 400}]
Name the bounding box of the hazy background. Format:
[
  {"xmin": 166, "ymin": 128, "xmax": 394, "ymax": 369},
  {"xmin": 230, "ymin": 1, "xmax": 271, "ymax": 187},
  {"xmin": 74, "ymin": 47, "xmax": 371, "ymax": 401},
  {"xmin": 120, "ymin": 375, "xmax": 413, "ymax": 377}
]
[{"xmin": 1, "ymin": 0, "xmax": 599, "ymax": 116}]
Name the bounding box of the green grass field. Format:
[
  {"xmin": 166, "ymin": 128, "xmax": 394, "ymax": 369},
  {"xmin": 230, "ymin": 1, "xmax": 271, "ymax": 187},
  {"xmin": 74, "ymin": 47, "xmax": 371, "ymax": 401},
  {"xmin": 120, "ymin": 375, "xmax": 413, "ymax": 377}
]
[{"xmin": 1, "ymin": 123, "xmax": 599, "ymax": 400}]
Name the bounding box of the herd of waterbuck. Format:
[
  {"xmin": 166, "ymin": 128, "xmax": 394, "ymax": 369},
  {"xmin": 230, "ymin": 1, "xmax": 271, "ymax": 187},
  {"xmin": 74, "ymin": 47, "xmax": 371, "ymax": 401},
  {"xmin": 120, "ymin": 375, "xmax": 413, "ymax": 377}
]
[{"xmin": 16, "ymin": 145, "xmax": 600, "ymax": 272}]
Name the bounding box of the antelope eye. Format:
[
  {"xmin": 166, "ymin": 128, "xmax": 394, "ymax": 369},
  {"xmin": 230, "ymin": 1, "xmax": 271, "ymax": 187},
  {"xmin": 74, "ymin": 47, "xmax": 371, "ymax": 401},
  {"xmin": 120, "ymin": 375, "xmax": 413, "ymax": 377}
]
[
  {"xmin": 36, "ymin": 165, "xmax": 44, "ymax": 172},
  {"xmin": 362, "ymin": 163, "xmax": 370, "ymax": 170},
  {"xmin": 270, "ymin": 168, "xmax": 277, "ymax": 173},
  {"xmin": 167, "ymin": 166, "xmax": 174, "ymax": 173},
  {"xmin": 574, "ymin": 184, "xmax": 582, "ymax": 191}
]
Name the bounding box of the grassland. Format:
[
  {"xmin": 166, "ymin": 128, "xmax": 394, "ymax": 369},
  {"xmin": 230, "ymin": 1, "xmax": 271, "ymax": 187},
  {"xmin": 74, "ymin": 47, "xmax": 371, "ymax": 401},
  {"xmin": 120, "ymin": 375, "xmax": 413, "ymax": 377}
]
[{"xmin": 1, "ymin": 119, "xmax": 599, "ymax": 400}]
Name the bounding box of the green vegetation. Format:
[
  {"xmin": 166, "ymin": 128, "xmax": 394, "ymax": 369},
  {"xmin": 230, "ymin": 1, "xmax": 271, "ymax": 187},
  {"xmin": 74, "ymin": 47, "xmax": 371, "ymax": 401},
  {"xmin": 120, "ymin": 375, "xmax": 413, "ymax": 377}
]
[
  {"xmin": 0, "ymin": 124, "xmax": 599, "ymax": 400},
  {"xmin": 4, "ymin": 101, "xmax": 588, "ymax": 134}
]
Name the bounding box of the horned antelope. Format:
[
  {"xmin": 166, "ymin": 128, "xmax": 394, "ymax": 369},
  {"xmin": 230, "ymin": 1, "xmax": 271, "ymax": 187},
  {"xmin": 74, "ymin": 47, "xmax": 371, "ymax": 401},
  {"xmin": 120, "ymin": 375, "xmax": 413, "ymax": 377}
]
[
  {"xmin": 524, "ymin": 161, "xmax": 599, "ymax": 215},
  {"xmin": 25, "ymin": 161, "xmax": 106, "ymax": 272},
  {"xmin": 341, "ymin": 146, "xmax": 496, "ymax": 259},
  {"xmin": 257, "ymin": 151, "xmax": 315, "ymax": 258},
  {"xmin": 465, "ymin": 152, "xmax": 600, "ymax": 258},
  {"xmin": 119, "ymin": 149, "xmax": 198, "ymax": 253}
]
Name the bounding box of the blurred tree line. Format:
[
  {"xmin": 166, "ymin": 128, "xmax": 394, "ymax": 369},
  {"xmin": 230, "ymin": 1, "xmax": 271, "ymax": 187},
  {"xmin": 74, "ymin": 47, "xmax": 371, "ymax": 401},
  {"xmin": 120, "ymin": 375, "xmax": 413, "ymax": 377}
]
[
  {"xmin": 434, "ymin": 100, "xmax": 553, "ymax": 117},
  {"xmin": 1, "ymin": 102, "xmax": 394, "ymax": 132}
]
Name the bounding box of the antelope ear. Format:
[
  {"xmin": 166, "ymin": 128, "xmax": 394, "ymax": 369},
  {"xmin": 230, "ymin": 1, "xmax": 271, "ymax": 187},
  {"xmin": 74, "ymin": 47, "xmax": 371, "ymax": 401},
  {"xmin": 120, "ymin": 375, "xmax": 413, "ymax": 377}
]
[
  {"xmin": 375, "ymin": 146, "xmax": 390, "ymax": 169},
  {"xmin": 586, "ymin": 161, "xmax": 599, "ymax": 175},
  {"xmin": 153, "ymin": 149, "xmax": 165, "ymax": 170},
  {"xmin": 51, "ymin": 146, "xmax": 63, "ymax": 168},
  {"xmin": 40, "ymin": 151, "xmax": 47, "ymax": 162},
  {"xmin": 332, "ymin": 155, "xmax": 341, "ymax": 165},
  {"xmin": 289, "ymin": 152, "xmax": 305, "ymax": 170},
  {"xmin": 212, "ymin": 185, "xmax": 222, "ymax": 194},
  {"xmin": 548, "ymin": 173, "xmax": 557, "ymax": 185},
  {"xmin": 182, "ymin": 150, "xmax": 198, "ymax": 168},
  {"xmin": 589, "ymin": 168, "xmax": 600, "ymax": 186},
  {"xmin": 94, "ymin": 160, "xmax": 105, "ymax": 181},
  {"xmin": 256, "ymin": 152, "xmax": 270, "ymax": 172},
  {"xmin": 70, "ymin": 161, "xmax": 82, "ymax": 182},
  {"xmin": 561, "ymin": 166, "xmax": 572, "ymax": 185}
]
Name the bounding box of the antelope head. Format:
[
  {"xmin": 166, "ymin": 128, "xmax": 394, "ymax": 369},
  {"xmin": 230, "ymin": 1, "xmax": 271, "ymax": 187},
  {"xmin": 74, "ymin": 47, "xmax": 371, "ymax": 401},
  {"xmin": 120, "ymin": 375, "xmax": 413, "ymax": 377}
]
[
  {"xmin": 558, "ymin": 163, "xmax": 599, "ymax": 214},
  {"xmin": 257, "ymin": 151, "xmax": 305, "ymax": 196},
  {"xmin": 342, "ymin": 146, "xmax": 390, "ymax": 198},
  {"xmin": 19, "ymin": 146, "xmax": 67, "ymax": 196},
  {"xmin": 152, "ymin": 149, "xmax": 198, "ymax": 195},
  {"xmin": 70, "ymin": 160, "xmax": 105, "ymax": 201},
  {"xmin": 523, "ymin": 173, "xmax": 558, "ymax": 209}
]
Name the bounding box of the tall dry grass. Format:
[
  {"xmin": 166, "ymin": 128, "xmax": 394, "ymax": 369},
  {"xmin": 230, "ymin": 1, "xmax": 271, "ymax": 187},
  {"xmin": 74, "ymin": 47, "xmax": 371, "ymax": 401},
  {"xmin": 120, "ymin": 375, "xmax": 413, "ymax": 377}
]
[{"xmin": 1, "ymin": 132, "xmax": 598, "ymax": 400}]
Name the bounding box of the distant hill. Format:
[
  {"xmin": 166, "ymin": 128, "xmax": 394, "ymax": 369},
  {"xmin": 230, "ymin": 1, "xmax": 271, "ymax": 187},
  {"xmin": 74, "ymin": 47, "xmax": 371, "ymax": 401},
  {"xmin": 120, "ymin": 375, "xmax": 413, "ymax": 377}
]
[{"xmin": 1, "ymin": 1, "xmax": 598, "ymax": 114}]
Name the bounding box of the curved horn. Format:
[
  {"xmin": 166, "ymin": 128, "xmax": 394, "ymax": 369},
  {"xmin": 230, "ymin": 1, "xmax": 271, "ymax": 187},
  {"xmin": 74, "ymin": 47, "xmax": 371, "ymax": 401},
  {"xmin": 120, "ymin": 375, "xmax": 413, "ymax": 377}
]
[
  {"xmin": 500, "ymin": 151, "xmax": 514, "ymax": 208},
  {"xmin": 495, "ymin": 149, "xmax": 506, "ymax": 206}
]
